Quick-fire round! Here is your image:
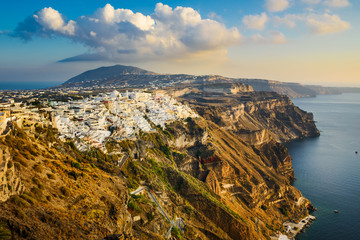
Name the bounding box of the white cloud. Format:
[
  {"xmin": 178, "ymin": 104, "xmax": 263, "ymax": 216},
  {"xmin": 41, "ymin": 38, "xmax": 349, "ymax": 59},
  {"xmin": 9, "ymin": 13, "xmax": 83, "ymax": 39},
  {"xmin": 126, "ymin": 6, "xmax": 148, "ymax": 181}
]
[
  {"xmin": 273, "ymin": 14, "xmax": 304, "ymax": 28},
  {"xmin": 270, "ymin": 31, "xmax": 287, "ymax": 44},
  {"xmin": 207, "ymin": 12, "xmax": 222, "ymax": 21},
  {"xmin": 251, "ymin": 33, "xmax": 266, "ymax": 43},
  {"xmin": 95, "ymin": 4, "xmax": 155, "ymax": 31},
  {"xmin": 302, "ymin": 0, "xmax": 322, "ymax": 4},
  {"xmin": 265, "ymin": 0, "xmax": 290, "ymax": 12},
  {"xmin": 33, "ymin": 7, "xmax": 76, "ymax": 35},
  {"xmin": 323, "ymin": 0, "xmax": 350, "ymax": 7},
  {"xmin": 243, "ymin": 13, "xmax": 268, "ymax": 30},
  {"xmin": 306, "ymin": 13, "xmax": 350, "ymax": 34},
  {"xmin": 273, "ymin": 12, "xmax": 350, "ymax": 35},
  {"xmin": 250, "ymin": 31, "xmax": 287, "ymax": 44},
  {"xmin": 302, "ymin": 0, "xmax": 350, "ymax": 7},
  {"xmin": 12, "ymin": 3, "xmax": 242, "ymax": 62}
]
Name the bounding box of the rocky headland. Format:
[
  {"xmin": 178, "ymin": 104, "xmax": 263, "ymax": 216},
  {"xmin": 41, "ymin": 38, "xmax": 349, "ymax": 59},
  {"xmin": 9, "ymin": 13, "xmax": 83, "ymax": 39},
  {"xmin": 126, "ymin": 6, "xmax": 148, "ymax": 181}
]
[{"xmin": 0, "ymin": 66, "xmax": 321, "ymax": 239}]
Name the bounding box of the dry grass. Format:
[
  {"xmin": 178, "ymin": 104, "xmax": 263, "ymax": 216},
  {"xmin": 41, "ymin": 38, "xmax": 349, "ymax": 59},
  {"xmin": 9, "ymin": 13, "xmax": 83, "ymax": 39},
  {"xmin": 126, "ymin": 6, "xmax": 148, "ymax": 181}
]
[
  {"xmin": 33, "ymin": 164, "xmax": 43, "ymax": 173},
  {"xmin": 47, "ymin": 173, "xmax": 56, "ymax": 180}
]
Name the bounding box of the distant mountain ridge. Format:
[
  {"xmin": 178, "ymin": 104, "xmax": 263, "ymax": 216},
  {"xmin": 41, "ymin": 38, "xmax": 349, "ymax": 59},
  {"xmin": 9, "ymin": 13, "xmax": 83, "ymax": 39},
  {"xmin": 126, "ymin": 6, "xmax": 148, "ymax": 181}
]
[
  {"xmin": 59, "ymin": 64, "xmax": 360, "ymax": 98},
  {"xmin": 65, "ymin": 65, "xmax": 156, "ymax": 84}
]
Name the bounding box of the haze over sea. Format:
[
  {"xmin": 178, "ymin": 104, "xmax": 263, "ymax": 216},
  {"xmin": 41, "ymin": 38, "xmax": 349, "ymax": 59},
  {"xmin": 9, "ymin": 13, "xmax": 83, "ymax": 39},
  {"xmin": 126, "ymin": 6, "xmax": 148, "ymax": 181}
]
[
  {"xmin": 0, "ymin": 82, "xmax": 60, "ymax": 90},
  {"xmin": 287, "ymin": 93, "xmax": 360, "ymax": 240}
]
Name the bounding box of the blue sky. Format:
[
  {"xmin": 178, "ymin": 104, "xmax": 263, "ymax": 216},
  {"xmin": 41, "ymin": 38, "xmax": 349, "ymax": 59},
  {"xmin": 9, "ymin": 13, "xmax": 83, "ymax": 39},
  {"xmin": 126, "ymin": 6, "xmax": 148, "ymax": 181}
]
[{"xmin": 0, "ymin": 0, "xmax": 359, "ymax": 86}]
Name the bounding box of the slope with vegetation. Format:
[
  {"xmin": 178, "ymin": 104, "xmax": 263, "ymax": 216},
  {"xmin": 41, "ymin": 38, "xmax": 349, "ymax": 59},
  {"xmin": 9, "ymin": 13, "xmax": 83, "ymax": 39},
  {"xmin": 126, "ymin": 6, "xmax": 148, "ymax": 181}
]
[{"xmin": 0, "ymin": 103, "xmax": 316, "ymax": 239}]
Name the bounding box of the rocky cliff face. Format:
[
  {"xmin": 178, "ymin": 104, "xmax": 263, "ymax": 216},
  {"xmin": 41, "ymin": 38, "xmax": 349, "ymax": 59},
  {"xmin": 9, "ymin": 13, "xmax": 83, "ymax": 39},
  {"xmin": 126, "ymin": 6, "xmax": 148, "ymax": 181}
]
[
  {"xmin": 0, "ymin": 146, "xmax": 24, "ymax": 202},
  {"xmin": 0, "ymin": 87, "xmax": 318, "ymax": 240},
  {"xmin": 0, "ymin": 127, "xmax": 133, "ymax": 239},
  {"xmin": 179, "ymin": 91, "xmax": 319, "ymax": 144},
  {"xmin": 200, "ymin": 82, "xmax": 254, "ymax": 95},
  {"xmin": 162, "ymin": 117, "xmax": 312, "ymax": 239}
]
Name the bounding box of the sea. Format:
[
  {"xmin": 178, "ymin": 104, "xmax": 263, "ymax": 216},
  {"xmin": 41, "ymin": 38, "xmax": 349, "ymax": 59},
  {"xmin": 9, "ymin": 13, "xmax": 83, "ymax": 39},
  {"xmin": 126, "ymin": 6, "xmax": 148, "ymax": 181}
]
[
  {"xmin": 0, "ymin": 82, "xmax": 60, "ymax": 90},
  {"xmin": 286, "ymin": 93, "xmax": 360, "ymax": 240}
]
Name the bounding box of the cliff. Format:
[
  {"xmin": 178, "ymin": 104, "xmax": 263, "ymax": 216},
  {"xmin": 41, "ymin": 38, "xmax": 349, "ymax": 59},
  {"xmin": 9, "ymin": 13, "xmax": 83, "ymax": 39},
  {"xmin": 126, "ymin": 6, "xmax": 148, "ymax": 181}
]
[
  {"xmin": 236, "ymin": 79, "xmax": 316, "ymax": 98},
  {"xmin": 0, "ymin": 127, "xmax": 133, "ymax": 239},
  {"xmin": 0, "ymin": 87, "xmax": 318, "ymax": 239},
  {"xmin": 177, "ymin": 90, "xmax": 319, "ymax": 144},
  {"xmin": 0, "ymin": 146, "xmax": 24, "ymax": 202}
]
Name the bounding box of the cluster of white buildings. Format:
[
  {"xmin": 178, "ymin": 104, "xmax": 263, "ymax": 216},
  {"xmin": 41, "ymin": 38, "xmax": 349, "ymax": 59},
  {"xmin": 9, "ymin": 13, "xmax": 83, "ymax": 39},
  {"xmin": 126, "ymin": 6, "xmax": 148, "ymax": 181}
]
[{"xmin": 52, "ymin": 90, "xmax": 198, "ymax": 152}]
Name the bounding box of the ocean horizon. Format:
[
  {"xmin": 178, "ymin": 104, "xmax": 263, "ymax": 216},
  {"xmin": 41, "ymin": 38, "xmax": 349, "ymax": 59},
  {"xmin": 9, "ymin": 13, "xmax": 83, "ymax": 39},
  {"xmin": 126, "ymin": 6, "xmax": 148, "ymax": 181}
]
[{"xmin": 0, "ymin": 81, "xmax": 61, "ymax": 90}]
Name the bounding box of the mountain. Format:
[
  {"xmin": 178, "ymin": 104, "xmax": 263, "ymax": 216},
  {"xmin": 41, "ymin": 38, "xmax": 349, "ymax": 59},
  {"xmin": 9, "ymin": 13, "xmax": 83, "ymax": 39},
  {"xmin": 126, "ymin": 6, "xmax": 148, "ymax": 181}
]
[
  {"xmin": 58, "ymin": 64, "xmax": 358, "ymax": 98},
  {"xmin": 64, "ymin": 65, "xmax": 155, "ymax": 84}
]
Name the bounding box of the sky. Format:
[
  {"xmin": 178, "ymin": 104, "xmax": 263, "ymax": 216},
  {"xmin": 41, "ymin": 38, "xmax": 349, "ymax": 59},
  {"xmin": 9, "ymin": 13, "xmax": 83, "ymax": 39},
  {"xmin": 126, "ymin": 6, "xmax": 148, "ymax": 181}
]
[{"xmin": 0, "ymin": 0, "xmax": 359, "ymax": 87}]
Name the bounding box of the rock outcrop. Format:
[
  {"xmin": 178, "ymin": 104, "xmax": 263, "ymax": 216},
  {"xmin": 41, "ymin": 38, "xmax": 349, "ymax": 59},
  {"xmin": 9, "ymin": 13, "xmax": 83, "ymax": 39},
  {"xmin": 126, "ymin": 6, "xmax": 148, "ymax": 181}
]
[
  {"xmin": 0, "ymin": 128, "xmax": 133, "ymax": 240},
  {"xmin": 0, "ymin": 85, "xmax": 319, "ymax": 240},
  {"xmin": 200, "ymin": 82, "xmax": 254, "ymax": 94},
  {"xmin": 161, "ymin": 117, "xmax": 312, "ymax": 239},
  {"xmin": 0, "ymin": 146, "xmax": 24, "ymax": 202},
  {"xmin": 179, "ymin": 91, "xmax": 319, "ymax": 144}
]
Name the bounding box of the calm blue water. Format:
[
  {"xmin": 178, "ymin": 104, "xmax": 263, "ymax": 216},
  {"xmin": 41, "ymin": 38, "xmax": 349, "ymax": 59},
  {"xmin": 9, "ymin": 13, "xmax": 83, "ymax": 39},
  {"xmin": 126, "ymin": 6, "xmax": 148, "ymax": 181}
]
[
  {"xmin": 0, "ymin": 82, "xmax": 60, "ymax": 90},
  {"xmin": 287, "ymin": 93, "xmax": 360, "ymax": 240}
]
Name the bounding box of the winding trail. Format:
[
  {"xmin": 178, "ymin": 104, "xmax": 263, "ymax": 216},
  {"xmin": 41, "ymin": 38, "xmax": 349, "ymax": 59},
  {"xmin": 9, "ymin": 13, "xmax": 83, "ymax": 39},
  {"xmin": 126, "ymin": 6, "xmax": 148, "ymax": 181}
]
[
  {"xmin": 118, "ymin": 153, "xmax": 129, "ymax": 169},
  {"xmin": 131, "ymin": 186, "xmax": 183, "ymax": 239}
]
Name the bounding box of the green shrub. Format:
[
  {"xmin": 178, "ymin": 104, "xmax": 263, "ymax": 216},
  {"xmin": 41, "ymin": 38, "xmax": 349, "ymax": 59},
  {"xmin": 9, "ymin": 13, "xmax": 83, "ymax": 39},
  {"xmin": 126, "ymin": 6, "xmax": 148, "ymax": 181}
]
[
  {"xmin": 183, "ymin": 205, "xmax": 193, "ymax": 216},
  {"xmin": 146, "ymin": 212, "xmax": 155, "ymax": 222},
  {"xmin": 71, "ymin": 161, "xmax": 81, "ymax": 169},
  {"xmin": 0, "ymin": 222, "xmax": 11, "ymax": 239},
  {"xmin": 279, "ymin": 207, "xmax": 288, "ymax": 216},
  {"xmin": 131, "ymin": 194, "xmax": 148, "ymax": 204},
  {"xmin": 68, "ymin": 170, "xmax": 82, "ymax": 180},
  {"xmin": 127, "ymin": 178, "xmax": 140, "ymax": 190},
  {"xmin": 86, "ymin": 209, "xmax": 105, "ymax": 219},
  {"xmin": 171, "ymin": 227, "xmax": 182, "ymax": 239},
  {"xmin": 159, "ymin": 144, "xmax": 171, "ymax": 159},
  {"xmin": 127, "ymin": 199, "xmax": 142, "ymax": 213},
  {"xmin": 68, "ymin": 141, "xmax": 77, "ymax": 150}
]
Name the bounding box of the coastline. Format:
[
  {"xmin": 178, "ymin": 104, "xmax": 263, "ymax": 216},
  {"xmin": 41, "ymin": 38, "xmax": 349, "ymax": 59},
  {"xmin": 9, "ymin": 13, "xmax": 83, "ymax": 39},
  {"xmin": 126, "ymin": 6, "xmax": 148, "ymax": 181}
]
[{"xmin": 271, "ymin": 215, "xmax": 316, "ymax": 240}]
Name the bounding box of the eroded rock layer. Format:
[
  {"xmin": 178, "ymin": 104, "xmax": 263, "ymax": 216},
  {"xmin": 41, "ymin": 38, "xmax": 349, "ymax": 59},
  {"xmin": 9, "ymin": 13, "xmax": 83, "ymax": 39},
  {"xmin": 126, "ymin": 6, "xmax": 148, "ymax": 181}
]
[{"xmin": 0, "ymin": 85, "xmax": 319, "ymax": 240}]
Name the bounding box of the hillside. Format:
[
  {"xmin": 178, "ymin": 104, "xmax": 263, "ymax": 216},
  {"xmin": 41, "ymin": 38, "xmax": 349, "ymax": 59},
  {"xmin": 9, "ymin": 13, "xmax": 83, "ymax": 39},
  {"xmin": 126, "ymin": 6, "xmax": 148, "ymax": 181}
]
[
  {"xmin": 65, "ymin": 65, "xmax": 156, "ymax": 84},
  {"xmin": 0, "ymin": 87, "xmax": 319, "ymax": 239}
]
